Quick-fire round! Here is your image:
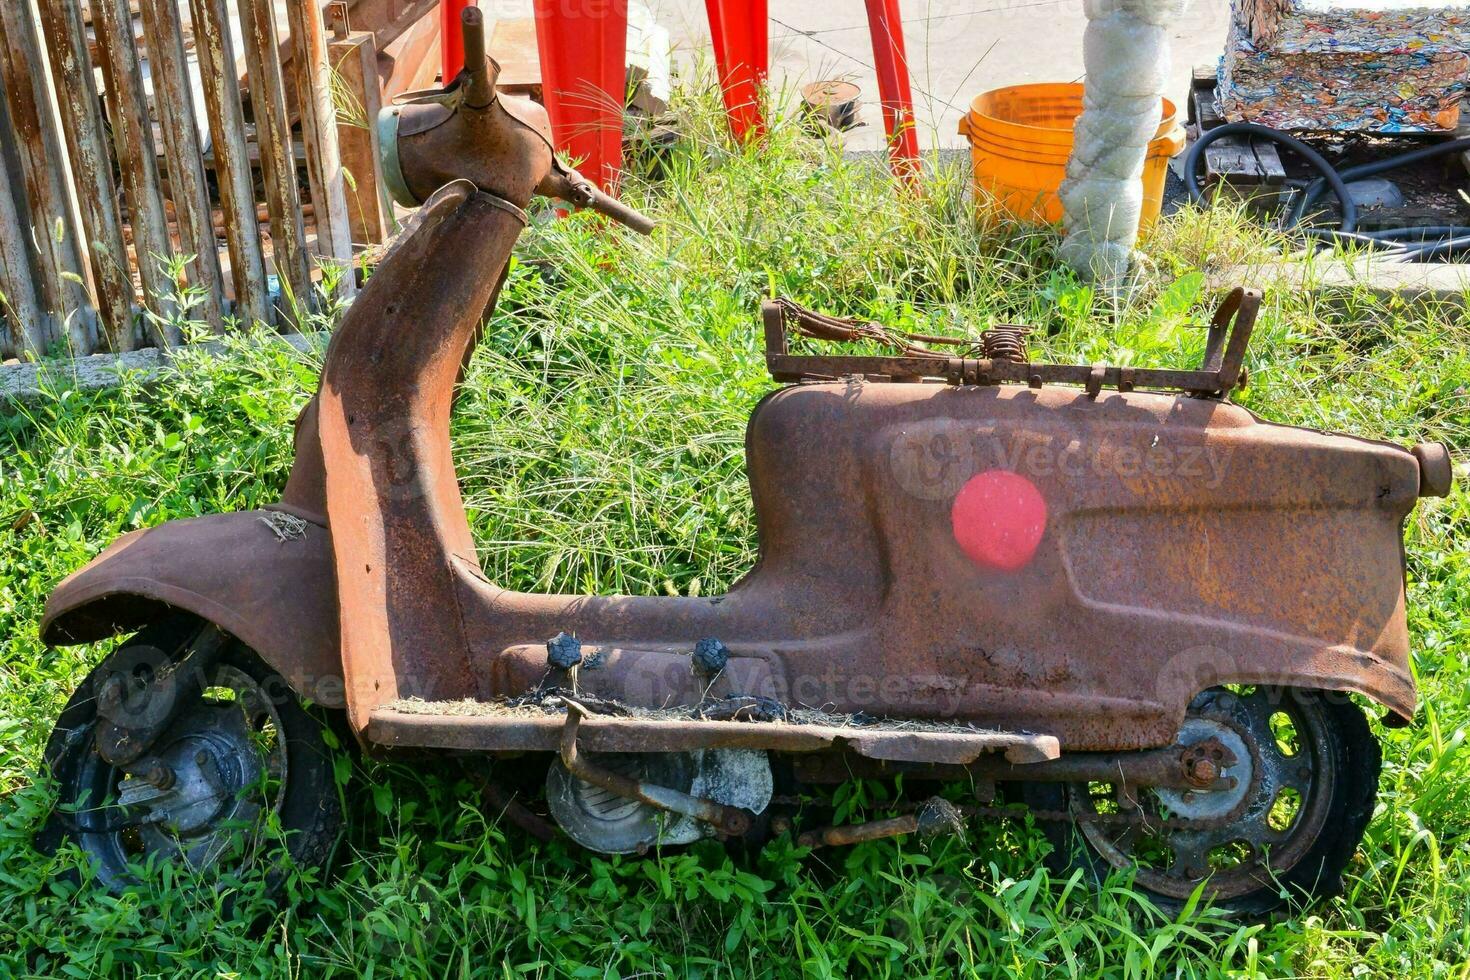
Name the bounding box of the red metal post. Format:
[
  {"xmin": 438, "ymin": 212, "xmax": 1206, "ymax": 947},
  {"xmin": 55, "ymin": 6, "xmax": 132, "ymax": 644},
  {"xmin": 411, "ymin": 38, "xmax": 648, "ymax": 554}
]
[
  {"xmin": 441, "ymin": 0, "xmax": 472, "ymax": 81},
  {"xmin": 532, "ymin": 0, "xmax": 628, "ymax": 191},
  {"xmin": 705, "ymin": 0, "xmax": 767, "ymax": 141},
  {"xmin": 863, "ymin": 0, "xmax": 919, "ymax": 181}
]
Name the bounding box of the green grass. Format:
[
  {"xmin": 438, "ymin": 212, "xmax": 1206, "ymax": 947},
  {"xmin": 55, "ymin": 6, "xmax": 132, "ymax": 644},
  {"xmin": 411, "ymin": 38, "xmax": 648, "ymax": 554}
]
[{"xmin": 2, "ymin": 88, "xmax": 1469, "ymax": 976}]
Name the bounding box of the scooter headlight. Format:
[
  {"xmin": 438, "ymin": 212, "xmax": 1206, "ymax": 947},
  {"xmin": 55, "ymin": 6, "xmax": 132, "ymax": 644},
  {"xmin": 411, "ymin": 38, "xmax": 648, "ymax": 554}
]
[{"xmin": 377, "ymin": 105, "xmax": 421, "ymax": 209}]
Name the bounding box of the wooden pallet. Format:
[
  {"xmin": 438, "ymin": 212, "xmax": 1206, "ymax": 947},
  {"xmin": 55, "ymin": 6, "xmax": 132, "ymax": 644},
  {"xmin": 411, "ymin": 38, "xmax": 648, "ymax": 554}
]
[{"xmin": 1187, "ymin": 64, "xmax": 1287, "ymax": 208}]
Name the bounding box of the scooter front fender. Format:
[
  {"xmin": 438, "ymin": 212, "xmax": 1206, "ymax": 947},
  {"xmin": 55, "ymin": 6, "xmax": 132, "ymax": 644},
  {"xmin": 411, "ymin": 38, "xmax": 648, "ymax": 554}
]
[{"xmin": 41, "ymin": 509, "xmax": 345, "ymax": 707}]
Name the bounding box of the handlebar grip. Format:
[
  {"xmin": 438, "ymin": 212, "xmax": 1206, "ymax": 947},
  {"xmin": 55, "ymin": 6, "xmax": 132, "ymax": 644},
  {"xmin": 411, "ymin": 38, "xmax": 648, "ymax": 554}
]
[
  {"xmin": 460, "ymin": 7, "xmax": 497, "ymax": 105},
  {"xmin": 582, "ymin": 184, "xmax": 656, "ymax": 235},
  {"xmin": 461, "ymin": 6, "xmax": 486, "ymax": 70}
]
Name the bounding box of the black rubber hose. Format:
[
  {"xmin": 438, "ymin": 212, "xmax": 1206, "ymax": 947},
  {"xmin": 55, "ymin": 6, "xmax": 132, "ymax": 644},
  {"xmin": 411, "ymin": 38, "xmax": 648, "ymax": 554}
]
[
  {"xmin": 1298, "ymin": 228, "xmax": 1406, "ymax": 253},
  {"xmin": 1357, "ymin": 225, "xmax": 1470, "ymax": 240},
  {"xmin": 1394, "ymin": 234, "xmax": 1470, "ymax": 261},
  {"xmin": 1185, "ymin": 122, "xmax": 1470, "ymax": 259},
  {"xmin": 1287, "ymin": 137, "xmax": 1470, "ymax": 228},
  {"xmin": 1184, "ymin": 121, "xmax": 1359, "ymax": 232}
]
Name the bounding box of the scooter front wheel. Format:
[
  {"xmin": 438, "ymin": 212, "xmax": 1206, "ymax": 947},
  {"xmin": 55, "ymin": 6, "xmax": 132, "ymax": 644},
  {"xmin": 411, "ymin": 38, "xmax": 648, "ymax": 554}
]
[
  {"xmin": 1022, "ymin": 686, "xmax": 1380, "ymax": 919},
  {"xmin": 35, "ymin": 616, "xmax": 343, "ymax": 893}
]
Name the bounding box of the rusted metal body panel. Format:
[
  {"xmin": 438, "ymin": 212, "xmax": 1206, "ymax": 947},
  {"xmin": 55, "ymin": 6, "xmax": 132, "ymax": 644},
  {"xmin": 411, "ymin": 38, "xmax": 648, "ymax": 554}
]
[
  {"xmin": 41, "ymin": 510, "xmax": 344, "ymax": 708},
  {"xmin": 449, "ymin": 379, "xmax": 1419, "ymax": 751},
  {"xmin": 368, "ymin": 707, "xmax": 1060, "ymax": 763}
]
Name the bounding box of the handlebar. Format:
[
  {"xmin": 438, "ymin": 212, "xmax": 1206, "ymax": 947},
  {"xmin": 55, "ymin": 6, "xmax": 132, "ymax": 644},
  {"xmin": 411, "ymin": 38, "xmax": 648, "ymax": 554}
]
[
  {"xmin": 459, "ymin": 8, "xmax": 495, "ymax": 107},
  {"xmin": 575, "ymin": 181, "xmax": 657, "ymax": 236},
  {"xmin": 461, "ymin": 6, "xmax": 653, "ymax": 233},
  {"xmin": 379, "ymin": 5, "xmax": 655, "ymax": 235}
]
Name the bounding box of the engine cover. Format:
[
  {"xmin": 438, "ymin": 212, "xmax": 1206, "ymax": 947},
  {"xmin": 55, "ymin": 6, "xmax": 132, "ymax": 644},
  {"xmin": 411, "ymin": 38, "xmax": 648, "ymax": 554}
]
[{"xmin": 546, "ymin": 749, "xmax": 772, "ymax": 854}]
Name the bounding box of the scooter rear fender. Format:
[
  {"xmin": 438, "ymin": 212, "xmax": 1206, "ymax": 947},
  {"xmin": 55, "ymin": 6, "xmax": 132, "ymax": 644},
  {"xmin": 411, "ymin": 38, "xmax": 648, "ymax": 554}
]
[{"xmin": 40, "ymin": 509, "xmax": 345, "ymax": 707}]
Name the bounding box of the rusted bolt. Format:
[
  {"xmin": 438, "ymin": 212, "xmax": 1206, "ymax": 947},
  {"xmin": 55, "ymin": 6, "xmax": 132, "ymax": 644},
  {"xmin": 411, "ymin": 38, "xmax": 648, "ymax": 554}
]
[
  {"xmin": 141, "ymin": 761, "xmax": 175, "ymax": 790},
  {"xmin": 546, "ymin": 632, "xmax": 582, "ymax": 670},
  {"xmin": 720, "ymin": 811, "xmax": 752, "ymax": 836},
  {"xmin": 692, "ymin": 637, "xmax": 729, "ymax": 675},
  {"xmin": 1187, "ymin": 757, "xmax": 1220, "ymax": 786}
]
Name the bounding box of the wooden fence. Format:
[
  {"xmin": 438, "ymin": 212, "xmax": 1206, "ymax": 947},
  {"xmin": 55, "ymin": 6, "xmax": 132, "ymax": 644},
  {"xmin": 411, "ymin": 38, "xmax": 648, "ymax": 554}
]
[{"xmin": 0, "ymin": 0, "xmax": 387, "ymax": 360}]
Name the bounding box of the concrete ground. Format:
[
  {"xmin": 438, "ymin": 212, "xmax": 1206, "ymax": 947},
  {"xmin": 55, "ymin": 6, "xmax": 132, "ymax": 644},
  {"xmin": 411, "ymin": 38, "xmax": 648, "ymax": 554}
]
[{"xmin": 646, "ymin": 0, "xmax": 1232, "ymax": 151}]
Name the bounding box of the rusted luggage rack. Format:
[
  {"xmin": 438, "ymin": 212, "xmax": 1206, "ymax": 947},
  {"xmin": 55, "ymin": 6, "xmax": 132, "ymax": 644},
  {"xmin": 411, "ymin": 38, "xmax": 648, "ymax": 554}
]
[{"xmin": 763, "ymin": 286, "xmax": 1261, "ymax": 399}]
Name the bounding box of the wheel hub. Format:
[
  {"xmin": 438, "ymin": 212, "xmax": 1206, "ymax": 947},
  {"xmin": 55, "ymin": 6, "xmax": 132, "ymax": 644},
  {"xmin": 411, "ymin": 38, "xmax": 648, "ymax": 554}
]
[
  {"xmin": 117, "ymin": 729, "xmax": 259, "ymax": 837},
  {"xmin": 1153, "ymin": 718, "xmax": 1252, "ymax": 821},
  {"xmin": 1070, "ymin": 686, "xmax": 1335, "ymax": 903},
  {"xmin": 81, "ymin": 662, "xmax": 288, "ymax": 876}
]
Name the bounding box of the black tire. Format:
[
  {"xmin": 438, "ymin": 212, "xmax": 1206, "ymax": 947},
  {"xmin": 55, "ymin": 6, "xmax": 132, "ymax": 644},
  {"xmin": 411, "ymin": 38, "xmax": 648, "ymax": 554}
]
[
  {"xmin": 1022, "ymin": 687, "xmax": 1380, "ymax": 919},
  {"xmin": 36, "ymin": 616, "xmax": 343, "ymax": 894}
]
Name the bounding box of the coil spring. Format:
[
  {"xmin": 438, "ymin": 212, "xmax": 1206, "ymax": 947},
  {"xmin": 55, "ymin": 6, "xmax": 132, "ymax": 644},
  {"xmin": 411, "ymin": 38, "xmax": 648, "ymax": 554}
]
[{"xmin": 980, "ymin": 326, "xmax": 1029, "ymax": 363}]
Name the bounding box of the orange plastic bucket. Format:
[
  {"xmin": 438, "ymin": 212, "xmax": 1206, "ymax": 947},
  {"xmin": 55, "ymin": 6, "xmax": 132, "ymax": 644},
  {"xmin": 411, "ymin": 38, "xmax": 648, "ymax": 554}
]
[{"xmin": 958, "ymin": 83, "xmax": 1184, "ymax": 230}]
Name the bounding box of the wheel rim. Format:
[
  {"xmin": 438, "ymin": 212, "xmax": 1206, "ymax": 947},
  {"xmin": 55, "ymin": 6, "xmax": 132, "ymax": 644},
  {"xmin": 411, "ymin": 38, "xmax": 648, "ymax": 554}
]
[
  {"xmin": 68, "ymin": 663, "xmax": 288, "ymax": 888},
  {"xmin": 1069, "ymin": 687, "xmax": 1336, "ymax": 902}
]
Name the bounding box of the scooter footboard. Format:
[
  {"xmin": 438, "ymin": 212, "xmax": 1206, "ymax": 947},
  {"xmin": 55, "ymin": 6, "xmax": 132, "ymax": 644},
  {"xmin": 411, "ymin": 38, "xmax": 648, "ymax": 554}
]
[{"xmin": 367, "ymin": 699, "xmax": 1060, "ymax": 764}]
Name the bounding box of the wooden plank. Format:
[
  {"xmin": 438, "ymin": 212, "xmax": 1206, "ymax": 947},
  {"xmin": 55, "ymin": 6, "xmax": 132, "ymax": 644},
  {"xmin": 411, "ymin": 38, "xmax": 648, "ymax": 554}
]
[
  {"xmin": 287, "ymin": 0, "xmax": 357, "ymax": 297},
  {"xmin": 0, "ymin": 147, "xmax": 50, "ymax": 358},
  {"xmin": 35, "ymin": 0, "xmax": 138, "ymax": 352},
  {"xmin": 382, "ymin": 12, "xmax": 441, "ymax": 101},
  {"xmin": 1198, "ymin": 133, "xmax": 1286, "ymax": 211},
  {"xmin": 137, "ymin": 0, "xmax": 227, "ymax": 331},
  {"xmin": 275, "ymin": 0, "xmax": 438, "ymax": 118},
  {"xmin": 94, "ymin": 0, "xmax": 180, "ymax": 346},
  {"xmin": 490, "ymin": 17, "xmax": 540, "ymax": 95},
  {"xmin": 239, "ymin": 0, "xmax": 311, "ymax": 320},
  {"xmin": 188, "ymin": 0, "xmax": 270, "ymax": 327},
  {"xmin": 1191, "ymin": 83, "xmax": 1225, "ymax": 131},
  {"xmin": 0, "ymin": 1, "xmax": 93, "ymax": 352},
  {"xmin": 1205, "ymin": 140, "xmax": 1286, "ymax": 187},
  {"xmin": 1208, "ymin": 259, "xmax": 1470, "ymax": 308},
  {"xmin": 328, "ymin": 27, "xmax": 390, "ymax": 246}
]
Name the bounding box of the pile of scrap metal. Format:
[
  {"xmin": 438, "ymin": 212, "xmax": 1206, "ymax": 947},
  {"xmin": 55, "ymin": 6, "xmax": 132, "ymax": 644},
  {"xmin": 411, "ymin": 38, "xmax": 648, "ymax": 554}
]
[{"xmin": 1220, "ymin": 0, "xmax": 1470, "ymax": 132}]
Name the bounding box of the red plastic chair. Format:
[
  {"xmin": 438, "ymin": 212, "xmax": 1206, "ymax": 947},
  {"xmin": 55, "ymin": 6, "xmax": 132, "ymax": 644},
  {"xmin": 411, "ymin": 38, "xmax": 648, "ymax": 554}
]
[
  {"xmin": 705, "ymin": 0, "xmax": 768, "ymax": 142},
  {"xmin": 477, "ymin": 0, "xmax": 918, "ymax": 192},
  {"xmin": 701, "ymin": 0, "xmax": 919, "ymax": 178},
  {"xmin": 863, "ymin": 0, "xmax": 920, "ymax": 180},
  {"xmin": 441, "ymin": 0, "xmax": 471, "ymax": 80},
  {"xmin": 532, "ymin": 0, "xmax": 629, "ymax": 191}
]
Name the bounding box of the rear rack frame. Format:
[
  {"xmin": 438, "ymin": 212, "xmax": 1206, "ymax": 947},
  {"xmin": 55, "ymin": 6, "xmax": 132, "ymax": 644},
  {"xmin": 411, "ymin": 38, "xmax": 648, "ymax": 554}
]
[{"xmin": 763, "ymin": 286, "xmax": 1261, "ymax": 399}]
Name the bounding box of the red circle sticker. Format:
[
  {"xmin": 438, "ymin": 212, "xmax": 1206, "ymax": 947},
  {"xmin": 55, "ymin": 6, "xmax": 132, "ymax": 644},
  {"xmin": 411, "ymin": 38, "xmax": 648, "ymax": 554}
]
[{"xmin": 950, "ymin": 470, "xmax": 1047, "ymax": 571}]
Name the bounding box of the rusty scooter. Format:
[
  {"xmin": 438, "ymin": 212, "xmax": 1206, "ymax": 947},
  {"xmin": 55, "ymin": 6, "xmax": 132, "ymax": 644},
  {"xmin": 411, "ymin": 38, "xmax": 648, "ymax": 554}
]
[{"xmin": 35, "ymin": 9, "xmax": 1454, "ymax": 916}]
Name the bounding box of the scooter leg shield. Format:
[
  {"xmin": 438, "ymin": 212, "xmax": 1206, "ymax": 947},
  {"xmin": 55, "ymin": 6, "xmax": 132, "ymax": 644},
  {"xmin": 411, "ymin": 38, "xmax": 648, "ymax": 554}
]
[{"xmin": 317, "ymin": 183, "xmax": 527, "ymax": 733}]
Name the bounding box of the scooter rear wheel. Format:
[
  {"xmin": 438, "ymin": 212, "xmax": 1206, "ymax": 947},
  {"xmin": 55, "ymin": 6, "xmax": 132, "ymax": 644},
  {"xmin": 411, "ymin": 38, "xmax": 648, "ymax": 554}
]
[
  {"xmin": 35, "ymin": 616, "xmax": 343, "ymax": 893},
  {"xmin": 1022, "ymin": 686, "xmax": 1380, "ymax": 918}
]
